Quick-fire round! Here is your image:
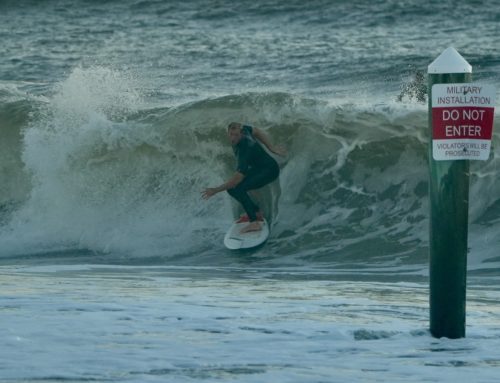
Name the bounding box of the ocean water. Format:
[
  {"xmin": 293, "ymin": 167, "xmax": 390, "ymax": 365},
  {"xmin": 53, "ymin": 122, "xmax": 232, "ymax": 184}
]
[{"xmin": 1, "ymin": 0, "xmax": 500, "ymax": 382}]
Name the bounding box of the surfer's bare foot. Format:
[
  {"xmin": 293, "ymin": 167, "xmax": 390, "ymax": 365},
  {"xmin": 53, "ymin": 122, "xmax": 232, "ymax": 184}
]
[
  {"xmin": 236, "ymin": 212, "xmax": 264, "ymax": 224},
  {"xmin": 236, "ymin": 214, "xmax": 250, "ymax": 223},
  {"xmin": 240, "ymin": 221, "xmax": 262, "ymax": 234}
]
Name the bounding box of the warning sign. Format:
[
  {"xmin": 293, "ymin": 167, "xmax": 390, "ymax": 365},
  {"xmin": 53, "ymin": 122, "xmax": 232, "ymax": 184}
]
[{"xmin": 432, "ymin": 84, "xmax": 496, "ymax": 161}]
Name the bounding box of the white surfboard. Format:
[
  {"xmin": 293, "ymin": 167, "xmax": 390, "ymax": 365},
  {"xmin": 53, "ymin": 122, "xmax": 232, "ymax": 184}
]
[{"xmin": 224, "ymin": 219, "xmax": 269, "ymax": 250}]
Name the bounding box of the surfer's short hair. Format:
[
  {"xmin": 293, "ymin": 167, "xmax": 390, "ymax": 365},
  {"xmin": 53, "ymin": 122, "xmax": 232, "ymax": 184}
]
[{"xmin": 227, "ymin": 122, "xmax": 241, "ymax": 131}]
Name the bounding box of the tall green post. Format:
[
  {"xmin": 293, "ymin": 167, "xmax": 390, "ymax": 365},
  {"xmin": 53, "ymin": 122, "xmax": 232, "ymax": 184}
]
[{"xmin": 428, "ymin": 47, "xmax": 472, "ymax": 339}]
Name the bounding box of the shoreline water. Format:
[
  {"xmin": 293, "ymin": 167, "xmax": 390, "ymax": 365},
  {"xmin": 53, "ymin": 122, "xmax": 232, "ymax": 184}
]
[{"xmin": 2, "ymin": 263, "xmax": 500, "ymax": 383}]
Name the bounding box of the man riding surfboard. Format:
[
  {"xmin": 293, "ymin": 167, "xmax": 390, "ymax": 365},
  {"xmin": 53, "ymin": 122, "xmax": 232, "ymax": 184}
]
[{"xmin": 202, "ymin": 122, "xmax": 285, "ymax": 233}]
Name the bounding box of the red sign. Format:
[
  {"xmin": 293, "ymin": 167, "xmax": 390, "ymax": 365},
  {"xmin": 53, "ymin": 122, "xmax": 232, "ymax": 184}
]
[
  {"xmin": 432, "ymin": 106, "xmax": 495, "ymax": 140},
  {"xmin": 431, "ymin": 84, "xmax": 496, "ymax": 161}
]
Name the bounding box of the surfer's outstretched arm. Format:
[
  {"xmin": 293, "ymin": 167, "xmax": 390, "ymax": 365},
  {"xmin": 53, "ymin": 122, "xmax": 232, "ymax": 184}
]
[{"xmin": 202, "ymin": 172, "xmax": 244, "ymax": 200}]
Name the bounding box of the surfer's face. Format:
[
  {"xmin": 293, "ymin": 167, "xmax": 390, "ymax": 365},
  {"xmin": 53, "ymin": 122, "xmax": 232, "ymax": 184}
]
[{"xmin": 228, "ymin": 128, "xmax": 242, "ymax": 145}]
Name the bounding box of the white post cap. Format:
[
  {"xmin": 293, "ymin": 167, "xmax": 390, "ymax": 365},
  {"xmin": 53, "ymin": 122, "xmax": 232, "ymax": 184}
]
[{"xmin": 428, "ymin": 47, "xmax": 472, "ymax": 74}]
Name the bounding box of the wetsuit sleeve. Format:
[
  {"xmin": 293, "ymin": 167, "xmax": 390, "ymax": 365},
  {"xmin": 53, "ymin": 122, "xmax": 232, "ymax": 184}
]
[
  {"xmin": 242, "ymin": 125, "xmax": 253, "ymax": 135},
  {"xmin": 235, "ymin": 126, "xmax": 253, "ymax": 174},
  {"xmin": 236, "ymin": 140, "xmax": 250, "ymax": 175}
]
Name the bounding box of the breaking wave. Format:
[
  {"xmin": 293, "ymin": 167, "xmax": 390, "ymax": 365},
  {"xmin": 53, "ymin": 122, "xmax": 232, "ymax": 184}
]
[{"xmin": 1, "ymin": 67, "xmax": 499, "ymax": 272}]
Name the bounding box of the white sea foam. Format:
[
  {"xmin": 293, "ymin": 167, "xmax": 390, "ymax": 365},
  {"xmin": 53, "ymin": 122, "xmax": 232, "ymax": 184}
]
[{"xmin": 1, "ymin": 265, "xmax": 500, "ymax": 382}]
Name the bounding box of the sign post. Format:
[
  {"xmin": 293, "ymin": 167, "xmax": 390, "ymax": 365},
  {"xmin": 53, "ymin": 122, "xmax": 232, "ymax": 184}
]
[
  {"xmin": 428, "ymin": 47, "xmax": 496, "ymax": 339},
  {"xmin": 428, "ymin": 47, "xmax": 471, "ymax": 339}
]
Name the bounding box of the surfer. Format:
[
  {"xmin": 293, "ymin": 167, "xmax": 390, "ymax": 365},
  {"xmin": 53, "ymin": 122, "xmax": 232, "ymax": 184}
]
[{"xmin": 202, "ymin": 122, "xmax": 285, "ymax": 233}]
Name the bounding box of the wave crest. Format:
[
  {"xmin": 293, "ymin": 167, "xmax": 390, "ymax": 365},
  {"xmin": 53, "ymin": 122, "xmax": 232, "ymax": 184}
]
[{"xmin": 1, "ymin": 68, "xmax": 499, "ymax": 269}]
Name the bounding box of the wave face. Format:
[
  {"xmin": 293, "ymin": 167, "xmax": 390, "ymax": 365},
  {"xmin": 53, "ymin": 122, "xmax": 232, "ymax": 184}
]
[{"xmin": 1, "ymin": 67, "xmax": 499, "ymax": 270}]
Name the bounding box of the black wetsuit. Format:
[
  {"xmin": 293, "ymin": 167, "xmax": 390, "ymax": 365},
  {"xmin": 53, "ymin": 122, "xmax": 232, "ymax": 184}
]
[{"xmin": 227, "ymin": 125, "xmax": 279, "ymax": 222}]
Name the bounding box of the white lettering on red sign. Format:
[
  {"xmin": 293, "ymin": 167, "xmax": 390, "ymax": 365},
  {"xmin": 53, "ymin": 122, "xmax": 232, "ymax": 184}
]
[{"xmin": 432, "ymin": 84, "xmax": 496, "ymax": 161}]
